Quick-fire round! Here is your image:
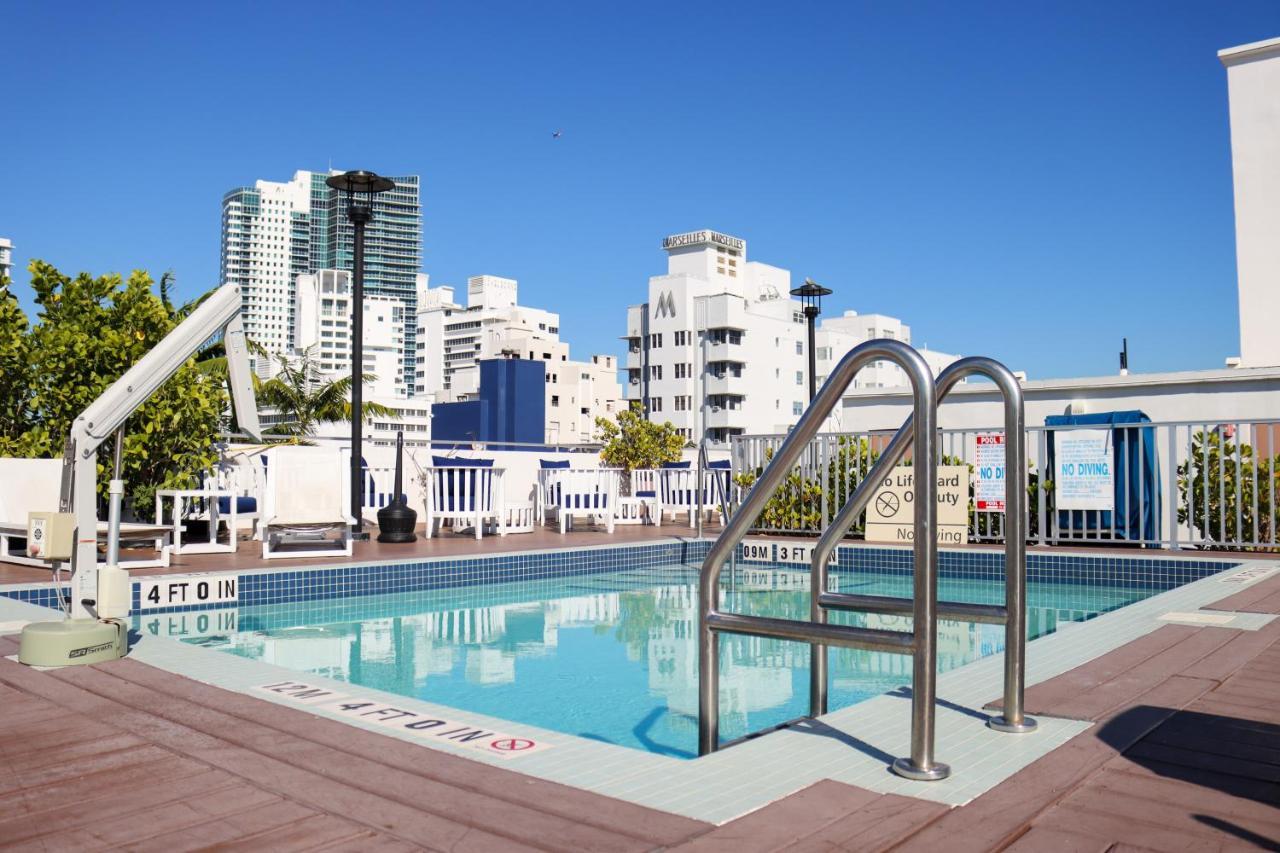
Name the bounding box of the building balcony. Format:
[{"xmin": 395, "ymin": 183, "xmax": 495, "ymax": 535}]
[
  {"xmin": 704, "ymin": 374, "xmax": 745, "ymax": 396},
  {"xmin": 705, "ymin": 341, "xmax": 744, "ymax": 362},
  {"xmin": 705, "ymin": 406, "xmax": 746, "ymax": 429},
  {"xmin": 625, "ymin": 350, "xmax": 643, "ymax": 369}
]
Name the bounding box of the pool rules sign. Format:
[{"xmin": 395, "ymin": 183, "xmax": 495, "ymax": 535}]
[{"xmin": 866, "ymin": 465, "xmax": 970, "ymax": 545}]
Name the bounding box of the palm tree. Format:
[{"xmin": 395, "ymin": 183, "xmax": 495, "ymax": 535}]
[{"xmin": 256, "ymin": 346, "xmax": 397, "ymax": 438}]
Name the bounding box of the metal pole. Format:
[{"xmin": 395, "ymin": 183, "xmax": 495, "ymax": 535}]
[
  {"xmin": 984, "ymin": 366, "xmax": 1035, "ymax": 734},
  {"xmin": 349, "ymin": 202, "xmax": 370, "ymax": 539},
  {"xmin": 698, "ymin": 339, "xmax": 936, "ymax": 757},
  {"xmin": 893, "ymin": 364, "xmax": 944, "ymax": 781},
  {"xmin": 105, "ymin": 428, "xmax": 125, "ymax": 568},
  {"xmin": 697, "ymin": 296, "xmax": 708, "ymax": 539},
  {"xmin": 806, "ymin": 309, "xmax": 818, "ymax": 402}
]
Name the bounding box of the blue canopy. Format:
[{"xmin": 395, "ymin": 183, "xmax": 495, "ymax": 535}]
[{"xmin": 1044, "ymin": 410, "xmax": 1161, "ymax": 543}]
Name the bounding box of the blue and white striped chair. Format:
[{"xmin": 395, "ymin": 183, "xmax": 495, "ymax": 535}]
[
  {"xmin": 659, "ymin": 463, "xmax": 732, "ymax": 527},
  {"xmin": 554, "ymin": 469, "xmax": 620, "ymax": 534},
  {"xmin": 422, "ymin": 461, "xmax": 506, "ymax": 540}
]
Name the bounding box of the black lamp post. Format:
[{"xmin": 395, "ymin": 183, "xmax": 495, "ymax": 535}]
[
  {"xmin": 790, "ymin": 277, "xmax": 833, "ymax": 402},
  {"xmin": 326, "ymin": 169, "xmax": 396, "ymax": 540}
]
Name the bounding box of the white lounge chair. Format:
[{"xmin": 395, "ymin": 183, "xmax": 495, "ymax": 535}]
[
  {"xmin": 261, "ymin": 446, "xmax": 355, "ymax": 559},
  {"xmin": 555, "ymin": 468, "xmax": 620, "ymax": 534},
  {"xmin": 658, "ymin": 466, "xmax": 731, "ymax": 528},
  {"xmin": 0, "ymin": 457, "xmax": 171, "ymax": 567},
  {"xmin": 422, "ymin": 463, "xmax": 506, "ymax": 540}
]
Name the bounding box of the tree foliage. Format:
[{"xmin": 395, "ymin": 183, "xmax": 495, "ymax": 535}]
[
  {"xmin": 1178, "ymin": 429, "xmax": 1279, "ymax": 547},
  {"xmin": 254, "ymin": 345, "xmax": 397, "ymax": 438},
  {"xmin": 595, "ymin": 409, "xmax": 685, "ymax": 471},
  {"xmin": 0, "ymin": 261, "xmax": 229, "ymax": 510}
]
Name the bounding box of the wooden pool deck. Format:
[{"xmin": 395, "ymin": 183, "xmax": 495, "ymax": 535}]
[{"xmin": 2, "ymin": 566, "xmax": 1278, "ymax": 849}]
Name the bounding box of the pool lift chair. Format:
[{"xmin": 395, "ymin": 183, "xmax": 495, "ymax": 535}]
[
  {"xmin": 697, "ymin": 340, "xmax": 1036, "ymax": 782},
  {"xmin": 18, "ymin": 284, "xmax": 261, "ymax": 667}
]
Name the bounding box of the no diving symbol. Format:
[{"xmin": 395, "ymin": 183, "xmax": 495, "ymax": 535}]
[
  {"xmin": 875, "ymin": 493, "xmax": 900, "ymax": 518},
  {"xmin": 491, "ymin": 737, "xmax": 536, "ymax": 753}
]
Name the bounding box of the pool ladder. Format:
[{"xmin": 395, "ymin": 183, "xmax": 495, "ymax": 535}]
[{"xmin": 697, "ymin": 340, "xmax": 1037, "ymax": 781}]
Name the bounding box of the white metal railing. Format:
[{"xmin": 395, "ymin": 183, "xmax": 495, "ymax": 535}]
[{"xmin": 730, "ymin": 418, "xmax": 1280, "ymax": 551}]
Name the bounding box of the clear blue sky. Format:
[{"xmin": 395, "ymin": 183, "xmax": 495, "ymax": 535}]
[{"xmin": 2, "ymin": 1, "xmax": 1276, "ymax": 379}]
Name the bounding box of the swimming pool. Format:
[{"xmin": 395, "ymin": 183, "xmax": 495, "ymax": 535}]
[{"xmin": 177, "ymin": 552, "xmax": 1183, "ymax": 758}]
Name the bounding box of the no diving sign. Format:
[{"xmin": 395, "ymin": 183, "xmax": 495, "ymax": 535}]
[{"xmin": 255, "ymin": 681, "xmax": 552, "ymax": 760}]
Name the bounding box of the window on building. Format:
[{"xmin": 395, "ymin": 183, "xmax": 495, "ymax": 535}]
[
  {"xmin": 793, "ymin": 401, "xmax": 803, "ymax": 416},
  {"xmin": 551, "ymin": 395, "xmax": 560, "ymax": 407},
  {"xmin": 650, "ymin": 397, "xmax": 663, "ymax": 413},
  {"xmin": 796, "ymin": 341, "xmax": 803, "ymax": 355},
  {"xmin": 728, "ymin": 331, "xmax": 741, "ymax": 345},
  {"xmin": 796, "ymin": 371, "xmax": 803, "ymax": 385}
]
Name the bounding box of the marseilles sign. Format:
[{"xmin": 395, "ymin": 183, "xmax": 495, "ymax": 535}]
[
  {"xmin": 865, "ymin": 465, "xmax": 970, "ymax": 545},
  {"xmin": 661, "ymin": 230, "xmax": 745, "ymax": 251},
  {"xmin": 255, "ymin": 681, "xmax": 552, "ymax": 759}
]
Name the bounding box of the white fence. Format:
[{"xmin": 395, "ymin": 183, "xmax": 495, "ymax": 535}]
[{"xmin": 730, "ymin": 418, "xmax": 1280, "ymax": 551}]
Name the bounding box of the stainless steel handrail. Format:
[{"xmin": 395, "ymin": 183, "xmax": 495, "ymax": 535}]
[
  {"xmin": 808, "ymin": 355, "xmax": 1037, "ymax": 740},
  {"xmin": 698, "ymin": 339, "xmax": 941, "ymax": 781}
]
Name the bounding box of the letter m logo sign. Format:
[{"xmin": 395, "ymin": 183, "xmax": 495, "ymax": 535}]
[{"xmin": 654, "ymin": 291, "xmax": 677, "ymax": 319}]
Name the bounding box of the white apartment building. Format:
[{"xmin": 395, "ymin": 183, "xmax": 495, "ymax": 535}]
[
  {"xmin": 816, "ymin": 310, "xmax": 960, "ymax": 390},
  {"xmin": 624, "ymin": 230, "xmax": 963, "ymax": 443},
  {"xmin": 295, "ymin": 270, "xmax": 408, "ymax": 399},
  {"xmin": 417, "ymin": 275, "xmax": 621, "ymax": 442},
  {"xmin": 624, "ymin": 230, "xmax": 810, "ymax": 443},
  {"xmin": 0, "ymin": 238, "xmax": 12, "ymax": 284},
  {"xmin": 221, "ymin": 169, "xmax": 421, "ymax": 381},
  {"xmin": 290, "ymin": 269, "xmax": 431, "ymax": 447},
  {"xmin": 1221, "ymin": 37, "xmax": 1280, "ymax": 367}
]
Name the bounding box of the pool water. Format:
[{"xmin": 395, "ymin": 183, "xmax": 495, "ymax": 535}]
[{"xmin": 184, "ymin": 564, "xmax": 1149, "ymax": 758}]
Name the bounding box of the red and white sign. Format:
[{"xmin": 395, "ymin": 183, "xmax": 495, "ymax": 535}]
[
  {"xmin": 975, "ymin": 433, "xmax": 1006, "ymax": 512},
  {"xmin": 255, "ymin": 681, "xmax": 552, "ymax": 759}
]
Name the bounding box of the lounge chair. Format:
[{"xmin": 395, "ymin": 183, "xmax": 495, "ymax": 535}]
[
  {"xmin": 658, "ymin": 462, "xmax": 731, "ymax": 528},
  {"xmin": 0, "ymin": 457, "xmax": 171, "ymax": 567},
  {"xmin": 555, "ymin": 468, "xmax": 620, "ymax": 534},
  {"xmin": 261, "ymin": 446, "xmax": 355, "ymax": 559},
  {"xmin": 421, "ymin": 456, "xmax": 506, "ymax": 540}
]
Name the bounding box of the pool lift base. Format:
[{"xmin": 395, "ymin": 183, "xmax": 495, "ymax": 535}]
[{"xmin": 18, "ymin": 617, "xmax": 128, "ymax": 667}]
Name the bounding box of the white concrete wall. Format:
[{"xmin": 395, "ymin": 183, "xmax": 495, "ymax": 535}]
[{"xmin": 1221, "ymin": 38, "xmax": 1280, "ymax": 367}]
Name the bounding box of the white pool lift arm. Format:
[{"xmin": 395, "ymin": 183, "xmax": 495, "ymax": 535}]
[{"xmin": 65, "ymin": 283, "xmax": 261, "ymax": 620}]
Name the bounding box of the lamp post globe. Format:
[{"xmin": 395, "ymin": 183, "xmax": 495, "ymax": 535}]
[
  {"xmin": 325, "ymin": 170, "xmax": 397, "ymax": 540},
  {"xmin": 790, "ymin": 278, "xmax": 833, "ymax": 402}
]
